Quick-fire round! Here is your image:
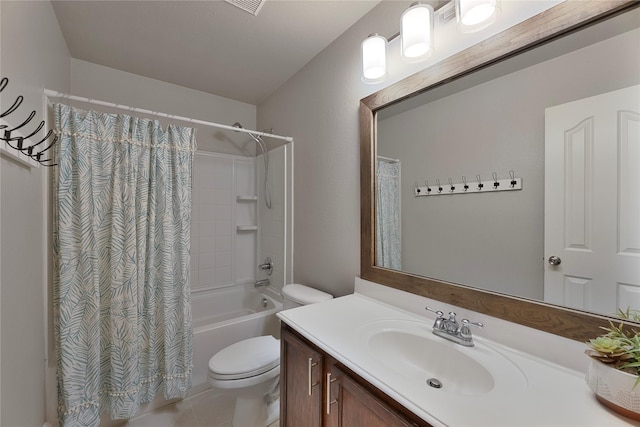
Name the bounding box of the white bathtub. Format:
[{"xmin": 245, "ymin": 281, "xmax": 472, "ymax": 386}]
[{"xmin": 190, "ymin": 284, "xmax": 282, "ymax": 396}]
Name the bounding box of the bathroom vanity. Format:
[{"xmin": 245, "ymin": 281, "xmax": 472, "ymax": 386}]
[
  {"xmin": 277, "ymin": 279, "xmax": 640, "ymax": 426},
  {"xmin": 280, "ymin": 323, "xmax": 428, "ymax": 427}
]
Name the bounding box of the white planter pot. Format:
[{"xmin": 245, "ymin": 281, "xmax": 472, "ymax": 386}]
[{"xmin": 586, "ymin": 358, "xmax": 640, "ymax": 420}]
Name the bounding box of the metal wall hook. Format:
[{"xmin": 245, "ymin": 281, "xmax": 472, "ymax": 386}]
[
  {"xmin": 0, "ymin": 95, "xmax": 24, "ymax": 119},
  {"xmin": 0, "ymin": 77, "xmax": 58, "ymax": 167},
  {"xmin": 509, "ymin": 170, "xmax": 517, "ymax": 188},
  {"xmin": 414, "ymin": 172, "xmax": 522, "ymax": 197}
]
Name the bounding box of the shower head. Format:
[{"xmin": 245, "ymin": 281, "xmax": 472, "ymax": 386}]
[
  {"xmin": 231, "ymin": 121, "xmax": 272, "ymax": 209},
  {"xmin": 232, "ymin": 122, "xmax": 264, "ymax": 145}
]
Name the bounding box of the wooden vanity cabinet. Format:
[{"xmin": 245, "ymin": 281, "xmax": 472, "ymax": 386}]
[{"xmin": 280, "ymin": 323, "xmax": 432, "ymax": 427}]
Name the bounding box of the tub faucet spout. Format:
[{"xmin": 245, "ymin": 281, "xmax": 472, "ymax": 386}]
[{"xmin": 254, "ymin": 279, "xmax": 270, "ymax": 288}]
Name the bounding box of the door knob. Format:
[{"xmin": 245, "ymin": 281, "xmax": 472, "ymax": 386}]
[{"xmin": 548, "ymin": 256, "xmax": 562, "ymax": 266}]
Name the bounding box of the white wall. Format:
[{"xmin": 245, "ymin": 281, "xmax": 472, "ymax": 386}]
[
  {"xmin": 257, "ymin": 1, "xmax": 558, "ymax": 297},
  {"xmin": 0, "ymin": 2, "xmax": 71, "ymax": 427}
]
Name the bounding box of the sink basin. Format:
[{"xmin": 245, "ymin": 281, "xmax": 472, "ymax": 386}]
[{"xmin": 358, "ymin": 319, "xmax": 527, "ymax": 397}]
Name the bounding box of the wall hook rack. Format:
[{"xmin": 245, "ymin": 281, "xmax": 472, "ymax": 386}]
[
  {"xmin": 0, "ymin": 77, "xmax": 58, "ymax": 167},
  {"xmin": 415, "ymin": 171, "xmax": 522, "ymax": 197}
]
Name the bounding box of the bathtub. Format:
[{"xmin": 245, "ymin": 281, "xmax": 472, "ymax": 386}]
[{"xmin": 190, "ymin": 284, "xmax": 283, "ymax": 396}]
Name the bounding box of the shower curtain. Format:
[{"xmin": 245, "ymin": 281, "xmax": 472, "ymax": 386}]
[
  {"xmin": 52, "ymin": 104, "xmax": 195, "ymax": 426},
  {"xmin": 376, "ymin": 159, "xmax": 401, "ymax": 270}
]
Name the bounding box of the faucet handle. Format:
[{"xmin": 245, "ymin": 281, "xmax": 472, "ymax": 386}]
[
  {"xmin": 425, "ymin": 307, "xmax": 445, "ymax": 330},
  {"xmin": 459, "ymin": 319, "xmax": 483, "ymax": 339},
  {"xmin": 425, "ymin": 306, "xmax": 444, "ymax": 317},
  {"xmin": 461, "ymin": 319, "xmax": 483, "ymax": 328}
]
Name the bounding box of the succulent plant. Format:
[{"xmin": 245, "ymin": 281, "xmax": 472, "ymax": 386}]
[
  {"xmin": 587, "ymin": 336, "xmax": 628, "ymax": 360},
  {"xmin": 586, "ymin": 318, "xmax": 640, "ymax": 380}
]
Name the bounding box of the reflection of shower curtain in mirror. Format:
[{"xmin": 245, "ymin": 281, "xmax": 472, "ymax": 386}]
[
  {"xmin": 52, "ymin": 104, "xmax": 195, "ymax": 426},
  {"xmin": 376, "ymin": 160, "xmax": 401, "ymax": 270}
]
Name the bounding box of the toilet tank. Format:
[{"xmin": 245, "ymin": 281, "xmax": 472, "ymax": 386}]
[{"xmin": 282, "ymin": 284, "xmax": 333, "ymax": 310}]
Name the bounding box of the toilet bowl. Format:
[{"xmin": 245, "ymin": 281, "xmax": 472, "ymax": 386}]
[{"xmin": 208, "ymin": 284, "xmax": 332, "ymax": 427}]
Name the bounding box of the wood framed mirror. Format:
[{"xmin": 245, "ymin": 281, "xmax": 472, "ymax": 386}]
[{"xmin": 360, "ymin": 0, "xmax": 640, "ymax": 342}]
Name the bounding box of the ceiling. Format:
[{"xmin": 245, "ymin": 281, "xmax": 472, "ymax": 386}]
[{"xmin": 51, "ymin": 0, "xmax": 381, "ymax": 105}]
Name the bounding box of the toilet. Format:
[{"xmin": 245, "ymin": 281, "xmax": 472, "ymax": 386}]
[{"xmin": 208, "ymin": 284, "xmax": 333, "ymax": 427}]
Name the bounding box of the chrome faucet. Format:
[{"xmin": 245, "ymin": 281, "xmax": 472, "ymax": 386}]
[
  {"xmin": 258, "ymin": 257, "xmax": 273, "ymax": 276},
  {"xmin": 425, "ymin": 307, "xmax": 483, "ymax": 347}
]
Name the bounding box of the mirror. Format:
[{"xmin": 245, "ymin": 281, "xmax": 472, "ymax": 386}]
[{"xmin": 361, "ymin": 1, "xmax": 640, "ymax": 342}]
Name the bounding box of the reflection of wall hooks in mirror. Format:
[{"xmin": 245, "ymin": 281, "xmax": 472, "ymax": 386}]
[
  {"xmin": 509, "ymin": 170, "xmax": 517, "ymax": 188},
  {"xmin": 492, "ymin": 172, "xmax": 500, "ymax": 189},
  {"xmin": 0, "ymin": 77, "xmax": 58, "ymax": 167},
  {"xmin": 414, "ymin": 171, "xmax": 522, "ymax": 197}
]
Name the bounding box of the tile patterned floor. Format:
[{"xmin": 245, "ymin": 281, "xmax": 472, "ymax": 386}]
[{"xmin": 112, "ymin": 389, "xmax": 279, "ymax": 427}]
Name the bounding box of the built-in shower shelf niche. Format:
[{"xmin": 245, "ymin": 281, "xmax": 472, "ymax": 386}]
[
  {"xmin": 236, "ymin": 195, "xmax": 258, "ymax": 201},
  {"xmin": 237, "ymin": 225, "xmax": 258, "ymax": 231}
]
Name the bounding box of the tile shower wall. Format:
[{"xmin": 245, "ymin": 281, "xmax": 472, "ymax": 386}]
[{"xmin": 192, "ymin": 152, "xmax": 257, "ymax": 291}]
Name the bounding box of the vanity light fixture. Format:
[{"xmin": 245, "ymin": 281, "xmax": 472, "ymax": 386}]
[
  {"xmin": 361, "ymin": 33, "xmax": 388, "ymax": 84},
  {"xmin": 361, "ymin": 0, "xmax": 501, "ymax": 84},
  {"xmin": 401, "ymin": 3, "xmax": 434, "ymax": 62},
  {"xmin": 456, "ymin": 0, "xmax": 501, "ymax": 32}
]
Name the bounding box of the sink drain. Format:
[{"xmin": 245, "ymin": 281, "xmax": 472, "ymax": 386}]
[{"xmin": 427, "ymin": 378, "xmax": 443, "ymax": 389}]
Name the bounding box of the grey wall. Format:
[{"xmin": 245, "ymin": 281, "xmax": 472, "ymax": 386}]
[
  {"xmin": 256, "ymin": 0, "xmax": 559, "ymax": 297},
  {"xmin": 377, "ymin": 28, "xmax": 640, "ymax": 299},
  {"xmin": 71, "ymin": 60, "xmax": 257, "ymax": 156},
  {"xmin": 256, "ymin": 2, "xmax": 409, "ymax": 297},
  {"xmin": 0, "ymin": 1, "xmax": 71, "ymax": 426}
]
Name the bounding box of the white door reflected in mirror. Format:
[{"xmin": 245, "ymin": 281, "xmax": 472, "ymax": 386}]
[{"xmin": 544, "ymin": 85, "xmax": 640, "ymax": 315}]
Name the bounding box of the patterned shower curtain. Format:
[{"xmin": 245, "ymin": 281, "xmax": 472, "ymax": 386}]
[
  {"xmin": 52, "ymin": 104, "xmax": 195, "ymax": 426},
  {"xmin": 376, "ymin": 160, "xmax": 402, "ymax": 270}
]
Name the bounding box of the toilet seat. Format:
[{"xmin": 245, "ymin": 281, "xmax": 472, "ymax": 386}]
[{"xmin": 209, "ymin": 335, "xmax": 280, "ymax": 380}]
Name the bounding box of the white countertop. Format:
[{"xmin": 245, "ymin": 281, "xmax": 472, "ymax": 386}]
[{"xmin": 277, "ymin": 293, "xmax": 640, "ymax": 426}]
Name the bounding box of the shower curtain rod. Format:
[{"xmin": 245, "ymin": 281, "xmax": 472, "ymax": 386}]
[{"xmin": 43, "ymin": 89, "xmax": 294, "ymax": 142}]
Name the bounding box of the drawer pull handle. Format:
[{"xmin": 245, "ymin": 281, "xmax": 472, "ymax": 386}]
[
  {"xmin": 308, "ymin": 358, "xmax": 319, "ymax": 396},
  {"xmin": 326, "ymin": 372, "xmax": 338, "ymax": 414}
]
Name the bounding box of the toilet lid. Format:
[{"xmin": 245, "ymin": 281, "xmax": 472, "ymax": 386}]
[
  {"xmin": 209, "ymin": 336, "xmax": 280, "ymax": 380},
  {"xmin": 282, "ymin": 284, "xmax": 333, "ymax": 305}
]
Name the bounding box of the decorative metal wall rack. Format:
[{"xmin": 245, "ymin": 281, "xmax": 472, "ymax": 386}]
[
  {"xmin": 0, "ymin": 77, "xmax": 58, "ymax": 167},
  {"xmin": 415, "ymin": 171, "xmax": 522, "ymax": 197}
]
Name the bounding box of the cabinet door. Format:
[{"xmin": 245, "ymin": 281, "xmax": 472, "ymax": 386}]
[
  {"xmin": 327, "ymin": 363, "xmax": 422, "ymax": 427},
  {"xmin": 280, "ymin": 327, "xmax": 323, "ymax": 427}
]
